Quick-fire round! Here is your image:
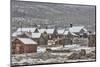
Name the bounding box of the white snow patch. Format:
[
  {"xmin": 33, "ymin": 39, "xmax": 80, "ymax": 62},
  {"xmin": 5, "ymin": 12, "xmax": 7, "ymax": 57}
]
[{"xmin": 37, "ymin": 47, "xmax": 46, "ymax": 53}]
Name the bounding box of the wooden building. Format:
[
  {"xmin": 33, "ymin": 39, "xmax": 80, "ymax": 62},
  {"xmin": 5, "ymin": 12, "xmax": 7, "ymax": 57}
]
[
  {"xmin": 12, "ymin": 38, "xmax": 38, "ymax": 54},
  {"xmin": 39, "ymin": 31, "xmax": 48, "ymax": 45},
  {"xmin": 57, "ymin": 29, "xmax": 65, "ymax": 38},
  {"xmin": 69, "ymin": 26, "xmax": 88, "ymax": 37},
  {"xmin": 25, "ymin": 32, "xmax": 41, "ymax": 44},
  {"xmin": 54, "ymin": 29, "xmax": 79, "ymax": 46},
  {"xmin": 39, "ymin": 28, "xmax": 57, "ymax": 39},
  {"xmin": 11, "ymin": 26, "xmax": 88, "ymax": 46},
  {"xmin": 88, "ymin": 33, "xmax": 96, "ymax": 47}
]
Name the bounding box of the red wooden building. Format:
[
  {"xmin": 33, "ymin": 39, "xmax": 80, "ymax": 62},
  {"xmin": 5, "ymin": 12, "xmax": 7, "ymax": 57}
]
[{"xmin": 12, "ymin": 38, "xmax": 38, "ymax": 54}]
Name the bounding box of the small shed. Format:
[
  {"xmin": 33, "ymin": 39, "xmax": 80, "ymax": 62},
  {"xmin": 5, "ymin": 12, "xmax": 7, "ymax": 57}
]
[{"xmin": 12, "ymin": 38, "xmax": 38, "ymax": 54}]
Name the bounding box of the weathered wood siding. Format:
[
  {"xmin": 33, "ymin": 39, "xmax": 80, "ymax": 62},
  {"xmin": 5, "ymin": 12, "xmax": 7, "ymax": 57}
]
[
  {"xmin": 88, "ymin": 35, "xmax": 96, "ymax": 47},
  {"xmin": 12, "ymin": 39, "xmax": 37, "ymax": 54}
]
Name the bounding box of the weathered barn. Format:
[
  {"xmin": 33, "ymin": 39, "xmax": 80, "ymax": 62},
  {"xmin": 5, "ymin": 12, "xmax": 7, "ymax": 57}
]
[{"xmin": 12, "ymin": 38, "xmax": 38, "ymax": 54}]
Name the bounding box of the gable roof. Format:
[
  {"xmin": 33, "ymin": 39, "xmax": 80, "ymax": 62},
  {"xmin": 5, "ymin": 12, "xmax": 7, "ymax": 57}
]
[
  {"xmin": 16, "ymin": 28, "xmax": 36, "ymax": 32},
  {"xmin": 17, "ymin": 38, "xmax": 37, "ymax": 44},
  {"xmin": 57, "ymin": 29, "xmax": 78, "ymax": 36},
  {"xmin": 12, "ymin": 32, "xmax": 23, "ymax": 37},
  {"xmin": 30, "ymin": 33, "xmax": 41, "ymax": 38},
  {"xmin": 64, "ymin": 31, "xmax": 78, "ymax": 36},
  {"xmin": 12, "ymin": 28, "xmax": 37, "ymax": 37},
  {"xmin": 39, "ymin": 29, "xmax": 46, "ymax": 33},
  {"xmin": 69, "ymin": 26, "xmax": 87, "ymax": 33},
  {"xmin": 39, "ymin": 29, "xmax": 55, "ymax": 34},
  {"xmin": 57, "ymin": 29, "xmax": 65, "ymax": 34}
]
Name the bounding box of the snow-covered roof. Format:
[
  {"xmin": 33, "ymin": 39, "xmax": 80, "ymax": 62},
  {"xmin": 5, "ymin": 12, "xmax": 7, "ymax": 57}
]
[
  {"xmin": 46, "ymin": 29, "xmax": 55, "ymax": 34},
  {"xmin": 13, "ymin": 26, "xmax": 87, "ymax": 37},
  {"xmin": 39, "ymin": 29, "xmax": 54, "ymax": 34},
  {"xmin": 70, "ymin": 32, "xmax": 78, "ymax": 36},
  {"xmin": 16, "ymin": 28, "xmax": 36, "ymax": 32},
  {"xmin": 12, "ymin": 32, "xmax": 23, "ymax": 37},
  {"xmin": 57, "ymin": 29, "xmax": 78, "ymax": 36},
  {"xmin": 39, "ymin": 29, "xmax": 46, "ymax": 33},
  {"xmin": 31, "ymin": 33, "xmax": 41, "ymax": 38},
  {"xmin": 12, "ymin": 28, "xmax": 37, "ymax": 37},
  {"xmin": 17, "ymin": 38, "xmax": 37, "ymax": 44},
  {"xmin": 63, "ymin": 31, "xmax": 78, "ymax": 36},
  {"xmin": 69, "ymin": 26, "xmax": 87, "ymax": 33},
  {"xmin": 57, "ymin": 29, "xmax": 65, "ymax": 34}
]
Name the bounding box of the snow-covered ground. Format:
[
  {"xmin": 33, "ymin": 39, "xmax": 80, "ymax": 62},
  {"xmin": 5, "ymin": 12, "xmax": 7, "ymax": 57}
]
[
  {"xmin": 11, "ymin": 45, "xmax": 96, "ymax": 66},
  {"xmin": 37, "ymin": 47, "xmax": 46, "ymax": 53}
]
